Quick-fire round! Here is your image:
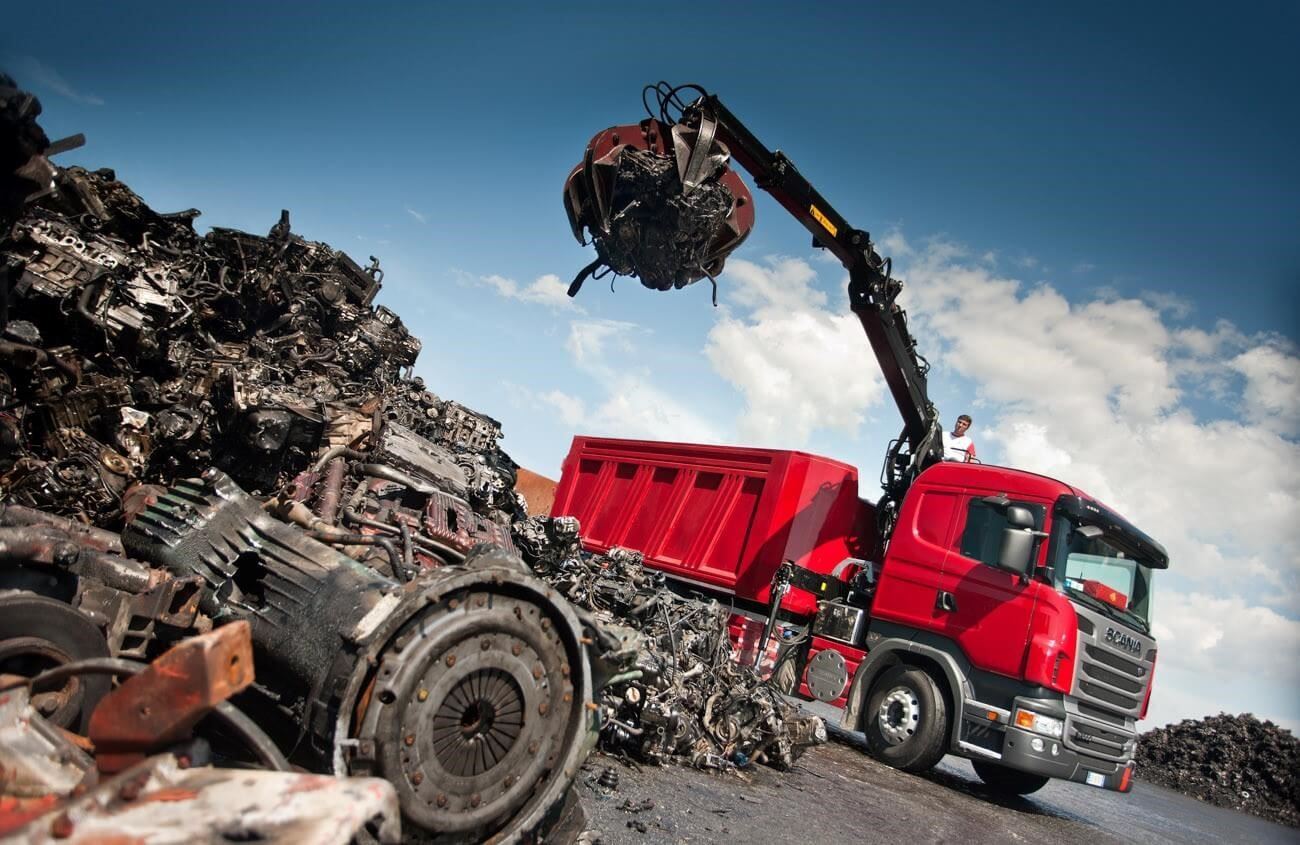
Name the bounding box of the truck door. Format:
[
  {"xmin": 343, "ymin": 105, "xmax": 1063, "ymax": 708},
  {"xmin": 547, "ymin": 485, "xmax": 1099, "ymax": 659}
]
[
  {"xmin": 870, "ymin": 484, "xmax": 962, "ymax": 633},
  {"xmin": 937, "ymin": 493, "xmax": 1048, "ymax": 679}
]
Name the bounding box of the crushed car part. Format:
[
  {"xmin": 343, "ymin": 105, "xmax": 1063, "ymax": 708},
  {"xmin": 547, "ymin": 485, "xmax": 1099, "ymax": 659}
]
[
  {"xmin": 122, "ymin": 472, "xmax": 599, "ymax": 842},
  {"xmin": 8, "ymin": 754, "xmax": 402, "ymax": 845},
  {"xmin": 86, "ymin": 621, "xmax": 254, "ymax": 773},
  {"xmin": 0, "ymin": 685, "xmax": 94, "ymax": 800},
  {"xmin": 0, "ymin": 592, "xmax": 111, "ymax": 733},
  {"xmin": 562, "ymin": 83, "xmax": 754, "ymax": 300},
  {"xmin": 2, "ymin": 75, "xmax": 606, "ymax": 843},
  {"xmin": 516, "ymin": 521, "xmax": 825, "ymax": 771}
]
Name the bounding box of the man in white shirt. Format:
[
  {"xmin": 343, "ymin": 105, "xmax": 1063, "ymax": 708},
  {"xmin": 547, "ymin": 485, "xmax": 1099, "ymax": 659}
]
[{"xmin": 941, "ymin": 414, "xmax": 976, "ymax": 462}]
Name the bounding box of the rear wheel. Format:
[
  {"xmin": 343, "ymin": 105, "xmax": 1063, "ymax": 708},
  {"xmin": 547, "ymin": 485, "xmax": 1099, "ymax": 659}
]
[
  {"xmin": 863, "ymin": 664, "xmax": 948, "ymax": 773},
  {"xmin": 972, "ymin": 760, "xmax": 1050, "ymax": 796}
]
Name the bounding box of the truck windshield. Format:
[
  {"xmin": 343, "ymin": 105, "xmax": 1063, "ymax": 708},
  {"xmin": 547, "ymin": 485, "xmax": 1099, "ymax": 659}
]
[{"xmin": 1052, "ymin": 519, "xmax": 1154, "ymax": 635}]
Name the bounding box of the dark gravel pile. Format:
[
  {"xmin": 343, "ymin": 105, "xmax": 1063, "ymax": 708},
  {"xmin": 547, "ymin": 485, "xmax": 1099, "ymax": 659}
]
[{"xmin": 1138, "ymin": 713, "xmax": 1299, "ymax": 827}]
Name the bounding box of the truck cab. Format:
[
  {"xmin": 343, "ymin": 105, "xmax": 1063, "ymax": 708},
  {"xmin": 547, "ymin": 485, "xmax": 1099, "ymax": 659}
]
[
  {"xmin": 552, "ymin": 436, "xmax": 1165, "ymax": 795},
  {"xmin": 841, "ymin": 460, "xmax": 1162, "ymax": 793}
]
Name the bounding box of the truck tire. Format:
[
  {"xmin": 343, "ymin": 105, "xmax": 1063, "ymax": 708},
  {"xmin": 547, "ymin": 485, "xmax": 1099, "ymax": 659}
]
[
  {"xmin": 971, "ymin": 760, "xmax": 1050, "ymax": 796},
  {"xmin": 863, "ymin": 664, "xmax": 948, "ymax": 773}
]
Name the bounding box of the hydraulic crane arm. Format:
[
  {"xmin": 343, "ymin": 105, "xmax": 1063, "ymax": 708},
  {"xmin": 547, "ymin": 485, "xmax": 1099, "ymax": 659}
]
[
  {"xmin": 562, "ymin": 83, "xmax": 946, "ymax": 524},
  {"xmin": 681, "ymin": 94, "xmax": 944, "ymax": 504}
]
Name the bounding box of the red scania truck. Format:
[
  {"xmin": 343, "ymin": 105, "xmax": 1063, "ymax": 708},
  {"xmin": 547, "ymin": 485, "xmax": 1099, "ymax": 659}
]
[{"xmin": 555, "ymin": 86, "xmax": 1168, "ymax": 796}]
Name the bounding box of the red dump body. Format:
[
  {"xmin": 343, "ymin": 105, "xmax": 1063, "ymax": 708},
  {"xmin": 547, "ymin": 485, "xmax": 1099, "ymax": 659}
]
[{"xmin": 550, "ymin": 436, "xmax": 880, "ymax": 615}]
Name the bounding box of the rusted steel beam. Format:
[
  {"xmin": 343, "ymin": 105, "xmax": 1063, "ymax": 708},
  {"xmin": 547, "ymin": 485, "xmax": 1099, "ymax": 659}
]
[{"xmin": 87, "ymin": 622, "xmax": 254, "ymax": 773}]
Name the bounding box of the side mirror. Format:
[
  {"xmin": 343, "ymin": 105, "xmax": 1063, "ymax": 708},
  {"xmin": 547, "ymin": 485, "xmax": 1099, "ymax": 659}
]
[
  {"xmin": 996, "ymin": 528, "xmax": 1036, "ymax": 577},
  {"xmin": 1005, "ymin": 505, "xmax": 1035, "ymax": 530},
  {"xmin": 995, "ymin": 506, "xmax": 1042, "ymax": 578}
]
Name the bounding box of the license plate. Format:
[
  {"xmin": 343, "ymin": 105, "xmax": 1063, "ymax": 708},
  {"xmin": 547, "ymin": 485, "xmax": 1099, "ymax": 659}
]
[{"xmin": 1085, "ymin": 771, "xmax": 1107, "ymax": 787}]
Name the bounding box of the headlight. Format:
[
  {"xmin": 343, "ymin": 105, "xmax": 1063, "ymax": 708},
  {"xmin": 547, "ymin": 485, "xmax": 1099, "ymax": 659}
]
[{"xmin": 1014, "ymin": 709, "xmax": 1064, "ymax": 739}]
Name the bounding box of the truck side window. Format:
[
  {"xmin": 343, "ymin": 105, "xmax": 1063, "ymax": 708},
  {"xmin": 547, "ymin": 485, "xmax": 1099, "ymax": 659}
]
[
  {"xmin": 915, "ymin": 490, "xmax": 959, "ymax": 548},
  {"xmin": 958, "ymin": 500, "xmax": 1046, "ymax": 568}
]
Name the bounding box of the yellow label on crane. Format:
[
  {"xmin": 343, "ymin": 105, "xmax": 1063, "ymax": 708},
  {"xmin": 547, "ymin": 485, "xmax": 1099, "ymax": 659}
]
[{"xmin": 811, "ymin": 205, "xmax": 838, "ymax": 238}]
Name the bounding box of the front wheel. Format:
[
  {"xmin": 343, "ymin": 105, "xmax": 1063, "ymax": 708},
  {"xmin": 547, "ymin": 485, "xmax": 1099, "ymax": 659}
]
[
  {"xmin": 972, "ymin": 760, "xmax": 1050, "ymax": 796},
  {"xmin": 862, "ymin": 664, "xmax": 948, "ymax": 773}
]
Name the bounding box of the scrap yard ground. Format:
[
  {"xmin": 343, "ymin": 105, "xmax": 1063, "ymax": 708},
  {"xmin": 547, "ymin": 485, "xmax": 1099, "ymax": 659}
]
[{"xmin": 577, "ymin": 712, "xmax": 1298, "ymax": 845}]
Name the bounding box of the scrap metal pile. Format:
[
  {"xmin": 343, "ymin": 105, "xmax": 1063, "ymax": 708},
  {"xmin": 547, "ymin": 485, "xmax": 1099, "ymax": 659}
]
[
  {"xmin": 515, "ymin": 516, "xmax": 825, "ymax": 771},
  {"xmin": 0, "ymin": 75, "xmax": 602, "ymax": 844},
  {"xmin": 1138, "ymin": 714, "xmax": 1299, "ymax": 828},
  {"xmin": 0, "ymin": 72, "xmax": 821, "ymax": 843}
]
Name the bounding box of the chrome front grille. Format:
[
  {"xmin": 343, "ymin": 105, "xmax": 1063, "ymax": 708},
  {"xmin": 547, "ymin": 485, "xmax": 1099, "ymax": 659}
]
[
  {"xmin": 1066, "ymin": 718, "xmax": 1134, "ymax": 762},
  {"xmin": 1065, "ymin": 603, "xmax": 1154, "ymax": 762}
]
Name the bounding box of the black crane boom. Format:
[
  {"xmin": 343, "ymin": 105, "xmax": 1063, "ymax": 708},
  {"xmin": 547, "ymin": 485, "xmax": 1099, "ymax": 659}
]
[{"xmin": 683, "ymin": 94, "xmax": 944, "ymax": 510}]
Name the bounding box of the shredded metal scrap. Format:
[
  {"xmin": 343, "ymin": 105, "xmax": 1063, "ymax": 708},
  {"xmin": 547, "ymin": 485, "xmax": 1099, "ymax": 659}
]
[
  {"xmin": 0, "ymin": 74, "xmax": 598, "ymax": 844},
  {"xmin": 0, "ymin": 71, "xmax": 820, "ymax": 845},
  {"xmin": 516, "ymin": 515, "xmax": 826, "ymax": 771},
  {"xmin": 596, "ymin": 149, "xmax": 735, "ymax": 292}
]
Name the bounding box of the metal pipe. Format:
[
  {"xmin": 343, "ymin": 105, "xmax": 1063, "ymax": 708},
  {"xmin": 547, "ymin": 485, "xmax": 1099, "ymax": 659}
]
[
  {"xmin": 0, "ymin": 527, "xmax": 153, "ymax": 593},
  {"xmin": 754, "ymin": 562, "xmax": 793, "ymax": 670},
  {"xmin": 75, "ymin": 283, "xmax": 111, "ymax": 329},
  {"xmin": 398, "ymin": 520, "xmax": 414, "ymax": 571},
  {"xmin": 0, "ymin": 338, "xmax": 80, "ymax": 384},
  {"xmin": 310, "ymin": 445, "xmax": 368, "ymax": 473},
  {"xmin": 355, "ymin": 463, "xmax": 440, "ymax": 496},
  {"xmin": 0, "ymin": 658, "xmax": 291, "ymax": 772},
  {"xmin": 309, "ymin": 530, "xmax": 405, "ymax": 583},
  {"xmin": 316, "ymin": 458, "xmax": 346, "ymax": 524}
]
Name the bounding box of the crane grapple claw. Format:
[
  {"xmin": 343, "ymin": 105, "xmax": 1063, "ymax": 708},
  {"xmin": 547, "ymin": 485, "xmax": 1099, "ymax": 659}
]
[{"xmin": 563, "ymin": 118, "xmax": 754, "ymax": 297}]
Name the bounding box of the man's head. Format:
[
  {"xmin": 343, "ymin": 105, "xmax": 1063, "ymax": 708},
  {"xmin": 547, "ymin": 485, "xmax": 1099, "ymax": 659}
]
[{"xmin": 953, "ymin": 414, "xmax": 972, "ymax": 435}]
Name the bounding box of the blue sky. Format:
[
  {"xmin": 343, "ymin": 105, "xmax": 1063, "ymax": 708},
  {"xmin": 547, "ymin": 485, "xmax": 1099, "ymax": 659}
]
[{"xmin": 6, "ymin": 2, "xmax": 1298, "ymax": 730}]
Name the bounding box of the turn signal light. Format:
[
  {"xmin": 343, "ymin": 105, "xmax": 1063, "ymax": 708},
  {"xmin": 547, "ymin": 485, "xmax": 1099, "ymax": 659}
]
[
  {"xmin": 1119, "ymin": 765, "xmax": 1133, "ymax": 792},
  {"xmin": 1013, "ymin": 708, "xmax": 1064, "ymax": 739}
]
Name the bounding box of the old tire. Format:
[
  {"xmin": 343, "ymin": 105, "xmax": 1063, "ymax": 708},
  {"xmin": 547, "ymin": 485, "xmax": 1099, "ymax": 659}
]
[
  {"xmin": 0, "ymin": 592, "xmax": 111, "ymax": 733},
  {"xmin": 972, "ymin": 760, "xmax": 1050, "ymax": 796},
  {"xmin": 863, "ymin": 664, "xmax": 948, "ymax": 773}
]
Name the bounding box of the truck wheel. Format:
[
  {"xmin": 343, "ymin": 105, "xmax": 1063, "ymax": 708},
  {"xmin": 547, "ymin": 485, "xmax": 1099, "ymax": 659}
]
[
  {"xmin": 863, "ymin": 664, "xmax": 948, "ymax": 772},
  {"xmin": 972, "ymin": 760, "xmax": 1050, "ymax": 796}
]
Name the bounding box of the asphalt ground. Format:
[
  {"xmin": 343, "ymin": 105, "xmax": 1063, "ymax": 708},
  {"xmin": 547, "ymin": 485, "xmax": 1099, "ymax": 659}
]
[{"xmin": 575, "ymin": 716, "xmax": 1298, "ymax": 845}]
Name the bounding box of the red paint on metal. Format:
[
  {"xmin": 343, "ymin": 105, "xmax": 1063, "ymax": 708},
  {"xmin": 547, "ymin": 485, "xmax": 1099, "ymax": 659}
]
[
  {"xmin": 0, "ymin": 795, "xmax": 62, "ymax": 836},
  {"xmin": 552, "ymin": 437, "xmax": 870, "ymax": 613},
  {"xmin": 138, "ymin": 787, "xmax": 200, "ymax": 803},
  {"xmin": 913, "ymin": 464, "xmax": 1062, "ymax": 680},
  {"xmin": 1022, "ymin": 589, "xmax": 1078, "ymax": 694},
  {"xmin": 88, "ymin": 621, "xmax": 254, "ymax": 773},
  {"xmin": 726, "ymin": 614, "xmax": 782, "ymax": 672},
  {"xmin": 797, "ymin": 636, "xmax": 867, "ymax": 708},
  {"xmin": 284, "ymin": 774, "xmax": 337, "ymax": 793}
]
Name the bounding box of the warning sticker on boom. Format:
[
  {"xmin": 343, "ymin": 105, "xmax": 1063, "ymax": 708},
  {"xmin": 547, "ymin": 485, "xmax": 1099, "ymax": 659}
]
[{"xmin": 811, "ymin": 205, "xmax": 838, "ymax": 238}]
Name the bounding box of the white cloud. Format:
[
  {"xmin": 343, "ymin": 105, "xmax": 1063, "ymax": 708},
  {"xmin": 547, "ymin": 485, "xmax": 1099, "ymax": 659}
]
[
  {"xmin": 537, "ymin": 390, "xmax": 585, "ymax": 425},
  {"xmin": 9, "ymin": 55, "xmax": 104, "ymax": 106},
  {"xmin": 703, "ymin": 257, "xmax": 884, "ymax": 446},
  {"xmin": 573, "ymin": 376, "xmax": 725, "ymax": 443},
  {"xmin": 888, "ymin": 237, "xmax": 1300, "ymax": 726},
  {"xmin": 1228, "ymin": 340, "xmax": 1300, "ymax": 436},
  {"xmin": 475, "ymin": 272, "xmax": 583, "ymax": 312},
  {"xmin": 1151, "ymin": 592, "xmax": 1300, "ymax": 684},
  {"xmin": 405, "ymin": 207, "xmax": 427, "ymax": 224},
  {"xmin": 879, "ymin": 230, "xmax": 913, "ymax": 259},
  {"xmin": 1142, "ymin": 289, "xmax": 1193, "ymax": 319},
  {"xmin": 544, "ymin": 319, "xmax": 723, "ymax": 444},
  {"xmin": 566, "ymin": 318, "xmax": 636, "ymax": 365}
]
